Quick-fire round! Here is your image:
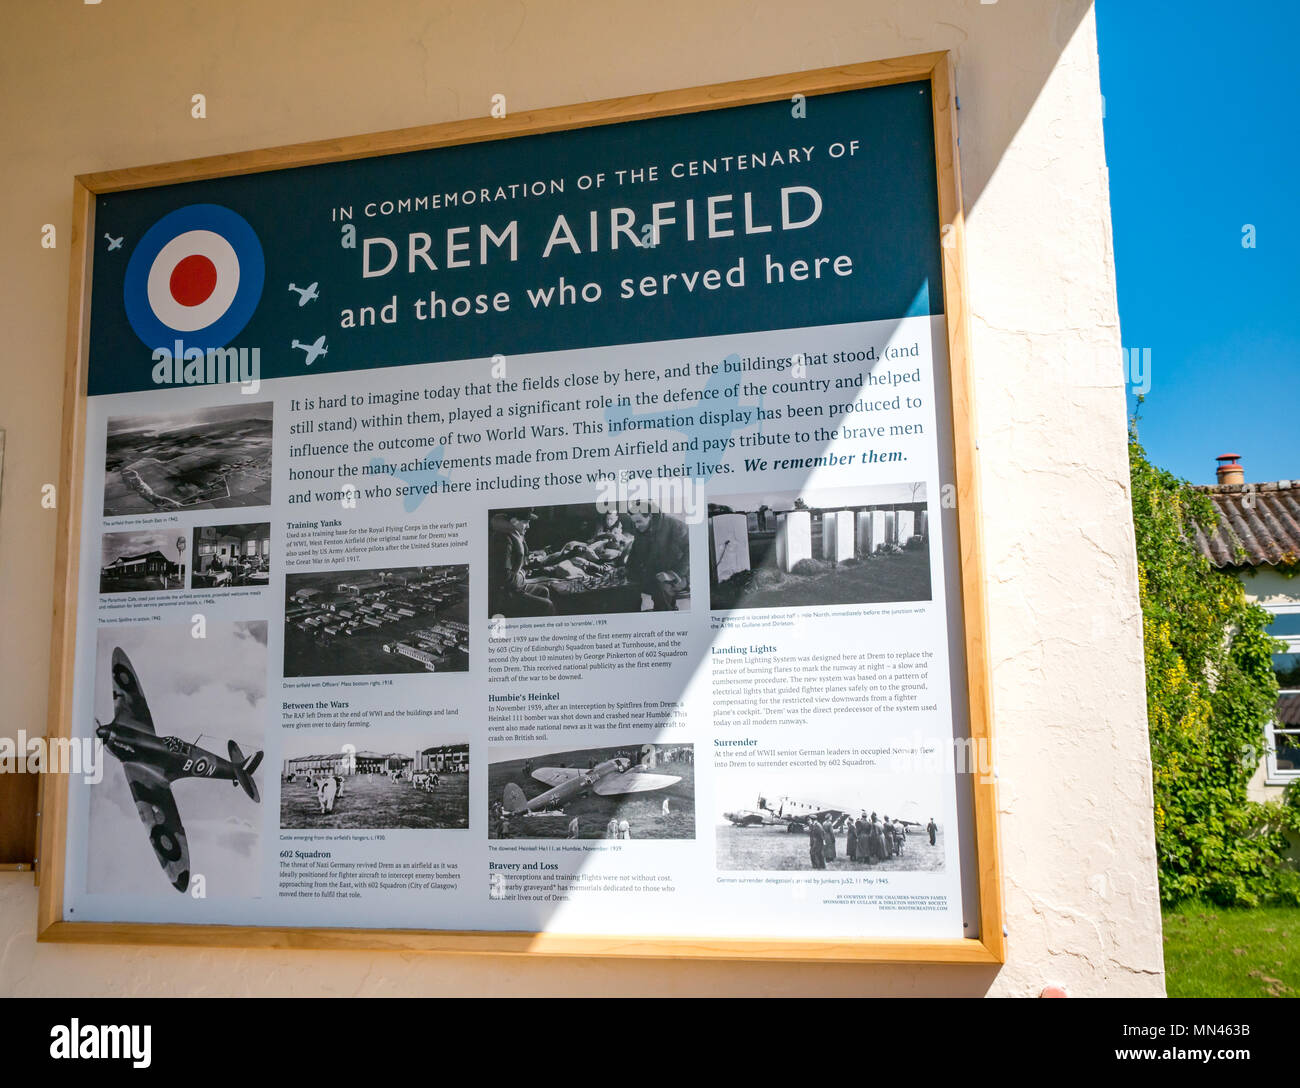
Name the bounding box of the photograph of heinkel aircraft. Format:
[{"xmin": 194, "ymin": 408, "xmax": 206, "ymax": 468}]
[{"xmin": 488, "ymin": 744, "xmax": 695, "ymax": 840}]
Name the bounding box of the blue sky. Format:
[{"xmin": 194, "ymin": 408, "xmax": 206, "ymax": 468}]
[{"xmin": 1096, "ymin": 1, "xmax": 1298, "ymax": 485}]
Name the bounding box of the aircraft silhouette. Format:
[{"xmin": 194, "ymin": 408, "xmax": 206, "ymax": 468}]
[
  {"xmin": 95, "ymin": 648, "xmax": 263, "ymax": 893},
  {"xmin": 722, "ymin": 808, "xmax": 785, "ymax": 827},
  {"xmin": 603, "ymin": 353, "xmax": 762, "ymax": 480},
  {"xmin": 291, "ymin": 335, "xmax": 327, "ymax": 365},
  {"xmin": 724, "ymin": 793, "xmax": 922, "ymax": 831},
  {"xmin": 368, "ymin": 443, "xmax": 451, "ymax": 513},
  {"xmin": 502, "ymin": 756, "xmax": 680, "ymax": 816},
  {"xmin": 103, "ymin": 233, "xmax": 123, "ymax": 251},
  {"xmin": 287, "ymin": 281, "xmax": 319, "ymax": 306}
]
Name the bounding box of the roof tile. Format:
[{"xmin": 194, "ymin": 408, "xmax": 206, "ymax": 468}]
[{"xmin": 1191, "ymin": 481, "xmax": 1300, "ymax": 569}]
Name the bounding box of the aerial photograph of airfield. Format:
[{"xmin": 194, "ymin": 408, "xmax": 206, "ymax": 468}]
[
  {"xmin": 708, "ymin": 482, "xmax": 932, "ymax": 611},
  {"xmin": 103, "ymin": 403, "xmax": 273, "ymax": 517},
  {"xmin": 283, "ymin": 565, "xmax": 469, "ymax": 678},
  {"xmin": 488, "ymin": 743, "xmax": 695, "ymax": 841}
]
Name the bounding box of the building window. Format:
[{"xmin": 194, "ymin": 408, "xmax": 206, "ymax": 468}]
[{"xmin": 1265, "ymin": 608, "xmax": 1300, "ymax": 785}]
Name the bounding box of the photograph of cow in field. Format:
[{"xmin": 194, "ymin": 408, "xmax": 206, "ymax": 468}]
[{"xmin": 316, "ymin": 775, "xmax": 340, "ymax": 814}]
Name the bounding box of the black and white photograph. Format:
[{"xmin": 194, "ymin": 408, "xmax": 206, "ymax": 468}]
[
  {"xmin": 87, "ymin": 620, "xmax": 267, "ymax": 896},
  {"xmin": 280, "ymin": 735, "xmax": 469, "ymax": 830},
  {"xmin": 283, "ymin": 565, "xmax": 469, "ymax": 677},
  {"xmin": 99, "ymin": 530, "xmax": 187, "ymax": 593},
  {"xmin": 103, "ymin": 402, "xmax": 273, "ymax": 517},
  {"xmin": 488, "ymin": 743, "xmax": 695, "ymax": 840},
  {"xmin": 191, "ymin": 523, "xmax": 270, "ymax": 588},
  {"xmin": 488, "ymin": 502, "xmax": 691, "ymax": 618},
  {"xmin": 708, "ymin": 483, "xmax": 931, "ymax": 612},
  {"xmin": 715, "ymin": 765, "xmax": 945, "ymax": 873}
]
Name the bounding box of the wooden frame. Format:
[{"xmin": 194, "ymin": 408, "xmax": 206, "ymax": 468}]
[{"xmin": 38, "ymin": 51, "xmax": 1003, "ymax": 964}]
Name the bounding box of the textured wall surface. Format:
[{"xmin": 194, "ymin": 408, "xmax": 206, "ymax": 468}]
[{"xmin": 0, "ymin": 0, "xmax": 1163, "ymax": 997}]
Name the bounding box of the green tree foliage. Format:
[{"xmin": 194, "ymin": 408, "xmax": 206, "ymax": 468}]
[{"xmin": 1131, "ymin": 433, "xmax": 1300, "ymax": 905}]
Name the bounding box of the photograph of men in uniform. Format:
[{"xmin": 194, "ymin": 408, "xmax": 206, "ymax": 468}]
[
  {"xmin": 488, "ymin": 502, "xmax": 691, "ymax": 617},
  {"xmin": 488, "ymin": 508, "xmax": 556, "ymax": 617},
  {"xmin": 626, "ymin": 500, "xmax": 690, "ymax": 611}
]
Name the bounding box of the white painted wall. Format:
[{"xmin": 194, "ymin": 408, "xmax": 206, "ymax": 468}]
[
  {"xmin": 0, "ymin": 0, "xmax": 1162, "ymax": 996},
  {"xmin": 1241, "ymin": 570, "xmax": 1300, "ymax": 610}
]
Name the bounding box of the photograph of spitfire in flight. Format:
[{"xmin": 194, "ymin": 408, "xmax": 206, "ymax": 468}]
[
  {"xmin": 87, "ymin": 620, "xmax": 267, "ymax": 897},
  {"xmin": 102, "ymin": 402, "xmax": 273, "ymax": 517},
  {"xmin": 488, "ymin": 743, "xmax": 695, "ymax": 840},
  {"xmin": 715, "ymin": 765, "xmax": 945, "ymax": 873}
]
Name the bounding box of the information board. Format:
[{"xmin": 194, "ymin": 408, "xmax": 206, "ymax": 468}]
[{"xmin": 40, "ymin": 53, "xmax": 1003, "ymax": 962}]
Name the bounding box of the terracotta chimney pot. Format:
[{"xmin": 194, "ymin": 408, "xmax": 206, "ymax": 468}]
[{"xmin": 1216, "ymin": 453, "xmax": 1244, "ymax": 487}]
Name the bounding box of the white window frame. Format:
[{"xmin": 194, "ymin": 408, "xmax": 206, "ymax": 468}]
[{"xmin": 1264, "ymin": 604, "xmax": 1300, "ymax": 786}]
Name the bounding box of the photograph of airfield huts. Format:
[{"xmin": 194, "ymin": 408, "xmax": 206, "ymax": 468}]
[
  {"xmin": 191, "ymin": 522, "xmax": 270, "ymax": 589},
  {"xmin": 488, "ymin": 743, "xmax": 695, "ymax": 840},
  {"xmin": 99, "ymin": 529, "xmax": 186, "ymax": 594},
  {"xmin": 708, "ymin": 483, "xmax": 932, "ymax": 611},
  {"xmin": 283, "ymin": 565, "xmax": 469, "ymax": 677},
  {"xmin": 280, "ymin": 733, "xmax": 469, "ymax": 830},
  {"xmin": 715, "ymin": 765, "xmax": 945, "ymax": 873},
  {"xmin": 103, "ymin": 402, "xmax": 273, "ymax": 517}
]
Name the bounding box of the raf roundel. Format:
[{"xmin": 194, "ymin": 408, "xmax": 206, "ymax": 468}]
[{"xmin": 124, "ymin": 204, "xmax": 265, "ymax": 352}]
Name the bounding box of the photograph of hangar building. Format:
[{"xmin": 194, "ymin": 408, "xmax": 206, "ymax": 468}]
[{"xmin": 282, "ymin": 744, "xmax": 469, "ymax": 780}]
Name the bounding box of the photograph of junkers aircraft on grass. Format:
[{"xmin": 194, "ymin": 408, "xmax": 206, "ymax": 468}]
[{"xmin": 716, "ymin": 767, "xmax": 945, "ymax": 873}]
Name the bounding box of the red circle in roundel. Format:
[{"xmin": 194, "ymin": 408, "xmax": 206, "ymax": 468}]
[{"xmin": 169, "ymin": 254, "xmax": 218, "ymax": 307}]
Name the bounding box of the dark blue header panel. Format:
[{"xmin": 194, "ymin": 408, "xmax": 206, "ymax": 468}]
[{"xmin": 88, "ymin": 81, "xmax": 942, "ymax": 395}]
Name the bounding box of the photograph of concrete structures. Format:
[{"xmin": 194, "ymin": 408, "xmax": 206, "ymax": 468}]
[
  {"xmin": 283, "ymin": 565, "xmax": 469, "ymax": 677},
  {"xmin": 103, "ymin": 403, "xmax": 273, "ymax": 517},
  {"xmin": 87, "ymin": 620, "xmax": 267, "ymax": 897},
  {"xmin": 488, "ymin": 502, "xmax": 690, "ymax": 618},
  {"xmin": 191, "ymin": 523, "xmax": 270, "ymax": 588},
  {"xmin": 715, "ymin": 765, "xmax": 945, "ymax": 873},
  {"xmin": 708, "ymin": 483, "xmax": 931, "ymax": 611},
  {"xmin": 488, "ymin": 743, "xmax": 695, "ymax": 840},
  {"xmin": 280, "ymin": 737, "xmax": 468, "ymax": 829},
  {"xmin": 99, "ymin": 530, "xmax": 186, "ymax": 594}
]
